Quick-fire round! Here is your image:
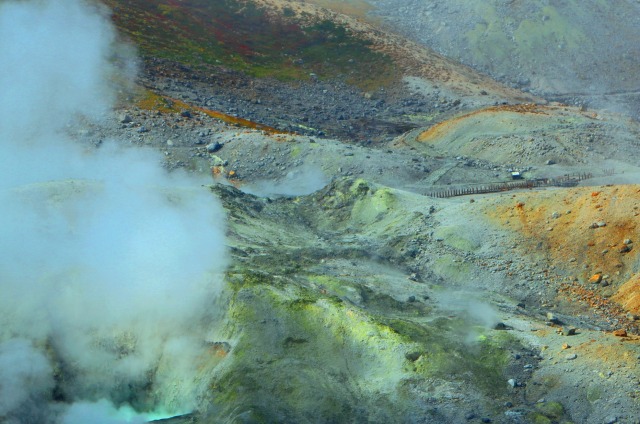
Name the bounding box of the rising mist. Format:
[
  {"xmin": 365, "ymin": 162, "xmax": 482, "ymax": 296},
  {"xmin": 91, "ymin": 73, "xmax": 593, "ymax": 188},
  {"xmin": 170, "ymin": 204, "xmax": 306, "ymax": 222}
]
[{"xmin": 0, "ymin": 0, "xmax": 227, "ymax": 422}]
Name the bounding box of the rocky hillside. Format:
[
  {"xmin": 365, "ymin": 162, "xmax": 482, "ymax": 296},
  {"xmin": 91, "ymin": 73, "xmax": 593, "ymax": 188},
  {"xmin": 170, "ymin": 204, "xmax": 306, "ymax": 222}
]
[
  {"xmin": 364, "ymin": 0, "xmax": 640, "ymax": 117},
  {"xmin": 2, "ymin": 0, "xmax": 640, "ymax": 423},
  {"xmin": 61, "ymin": 96, "xmax": 640, "ymax": 423},
  {"xmin": 109, "ymin": 2, "xmax": 640, "ymax": 420},
  {"xmin": 102, "ymin": 0, "xmax": 542, "ymax": 144}
]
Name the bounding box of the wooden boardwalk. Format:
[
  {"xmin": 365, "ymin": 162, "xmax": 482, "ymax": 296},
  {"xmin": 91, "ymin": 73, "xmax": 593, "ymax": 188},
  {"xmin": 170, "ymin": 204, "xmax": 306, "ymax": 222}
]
[{"xmin": 427, "ymin": 173, "xmax": 595, "ymax": 198}]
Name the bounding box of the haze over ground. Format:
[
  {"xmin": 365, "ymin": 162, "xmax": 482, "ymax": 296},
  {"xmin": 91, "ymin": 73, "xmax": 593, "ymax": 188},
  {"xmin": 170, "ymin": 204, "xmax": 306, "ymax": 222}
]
[
  {"xmin": 1, "ymin": 1, "xmax": 639, "ymax": 423},
  {"xmin": 0, "ymin": 0, "xmax": 226, "ymax": 421}
]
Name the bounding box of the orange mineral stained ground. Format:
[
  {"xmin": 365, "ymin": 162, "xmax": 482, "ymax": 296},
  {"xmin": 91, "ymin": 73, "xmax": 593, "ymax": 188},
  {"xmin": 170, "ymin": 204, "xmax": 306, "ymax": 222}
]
[{"xmin": 484, "ymin": 185, "xmax": 640, "ymax": 320}]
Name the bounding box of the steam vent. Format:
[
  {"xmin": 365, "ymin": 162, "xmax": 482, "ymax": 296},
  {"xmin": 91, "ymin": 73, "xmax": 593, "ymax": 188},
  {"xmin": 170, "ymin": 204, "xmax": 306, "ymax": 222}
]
[{"xmin": 2, "ymin": 0, "xmax": 640, "ymax": 423}]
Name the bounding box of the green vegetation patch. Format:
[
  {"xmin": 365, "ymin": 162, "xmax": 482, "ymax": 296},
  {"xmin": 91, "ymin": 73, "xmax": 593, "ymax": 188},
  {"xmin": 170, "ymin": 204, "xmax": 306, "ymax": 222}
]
[{"xmin": 104, "ymin": 0, "xmax": 396, "ymax": 88}]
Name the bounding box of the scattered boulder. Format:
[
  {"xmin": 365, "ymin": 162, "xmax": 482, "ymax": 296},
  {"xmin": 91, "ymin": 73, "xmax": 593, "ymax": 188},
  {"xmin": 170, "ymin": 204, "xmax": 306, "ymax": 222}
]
[
  {"xmin": 612, "ymin": 329, "xmax": 628, "ymax": 337},
  {"xmin": 546, "ymin": 312, "xmax": 561, "ymax": 325},
  {"xmin": 589, "ymin": 274, "xmax": 602, "ymax": 284},
  {"xmin": 207, "ymin": 141, "xmax": 223, "ymax": 153}
]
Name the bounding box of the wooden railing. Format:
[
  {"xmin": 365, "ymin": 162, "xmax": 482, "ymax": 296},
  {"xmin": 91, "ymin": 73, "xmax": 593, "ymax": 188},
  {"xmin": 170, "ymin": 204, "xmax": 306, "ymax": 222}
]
[{"xmin": 427, "ymin": 172, "xmax": 596, "ymax": 198}]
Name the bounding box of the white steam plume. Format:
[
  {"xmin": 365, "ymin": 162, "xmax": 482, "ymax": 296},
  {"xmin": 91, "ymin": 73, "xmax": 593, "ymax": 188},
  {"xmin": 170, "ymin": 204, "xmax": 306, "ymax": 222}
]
[
  {"xmin": 0, "ymin": 339, "xmax": 54, "ymax": 421},
  {"xmin": 432, "ymin": 290, "xmax": 501, "ymax": 344},
  {"xmin": 0, "ymin": 0, "xmax": 227, "ymax": 422},
  {"xmin": 241, "ymin": 166, "xmax": 328, "ymax": 197}
]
